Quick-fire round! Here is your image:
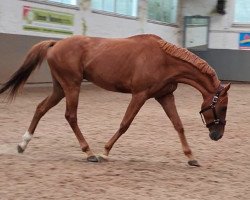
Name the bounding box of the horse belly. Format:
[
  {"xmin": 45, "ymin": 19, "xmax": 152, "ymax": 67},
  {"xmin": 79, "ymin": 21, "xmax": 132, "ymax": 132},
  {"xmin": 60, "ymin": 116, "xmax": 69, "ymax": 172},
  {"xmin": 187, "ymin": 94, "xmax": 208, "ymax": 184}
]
[{"xmin": 84, "ymin": 67, "xmax": 132, "ymax": 93}]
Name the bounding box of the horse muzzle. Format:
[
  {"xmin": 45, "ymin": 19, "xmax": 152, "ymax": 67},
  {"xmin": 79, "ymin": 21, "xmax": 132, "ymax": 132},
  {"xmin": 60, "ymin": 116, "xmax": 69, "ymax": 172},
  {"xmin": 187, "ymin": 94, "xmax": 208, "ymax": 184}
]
[{"xmin": 209, "ymin": 131, "xmax": 223, "ymax": 141}]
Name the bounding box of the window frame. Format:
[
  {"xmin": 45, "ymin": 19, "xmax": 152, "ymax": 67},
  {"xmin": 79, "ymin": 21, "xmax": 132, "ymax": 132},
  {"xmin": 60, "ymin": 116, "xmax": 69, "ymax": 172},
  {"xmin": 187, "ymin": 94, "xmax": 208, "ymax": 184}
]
[
  {"xmin": 21, "ymin": 0, "xmax": 79, "ymax": 10},
  {"xmin": 183, "ymin": 16, "xmax": 210, "ymax": 51}
]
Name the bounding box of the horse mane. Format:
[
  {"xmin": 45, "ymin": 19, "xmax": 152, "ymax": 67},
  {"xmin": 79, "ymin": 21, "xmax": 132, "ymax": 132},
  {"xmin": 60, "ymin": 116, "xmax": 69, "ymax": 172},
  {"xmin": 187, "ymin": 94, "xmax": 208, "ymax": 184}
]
[{"xmin": 157, "ymin": 39, "xmax": 220, "ymax": 87}]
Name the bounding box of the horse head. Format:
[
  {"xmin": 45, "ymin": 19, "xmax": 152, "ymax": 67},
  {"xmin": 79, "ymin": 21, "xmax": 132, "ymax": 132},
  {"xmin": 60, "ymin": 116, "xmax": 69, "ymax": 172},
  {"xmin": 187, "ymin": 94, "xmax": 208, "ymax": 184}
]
[{"xmin": 200, "ymin": 83, "xmax": 231, "ymax": 141}]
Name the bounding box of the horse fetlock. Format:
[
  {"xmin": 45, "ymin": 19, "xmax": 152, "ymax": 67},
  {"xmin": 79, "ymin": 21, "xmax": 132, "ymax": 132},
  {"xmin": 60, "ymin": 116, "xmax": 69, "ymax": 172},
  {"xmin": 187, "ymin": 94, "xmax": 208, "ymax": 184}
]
[
  {"xmin": 103, "ymin": 148, "xmax": 110, "ymax": 157},
  {"xmin": 17, "ymin": 131, "xmax": 32, "ymax": 153},
  {"xmin": 184, "ymin": 149, "xmax": 192, "ymax": 156},
  {"xmin": 81, "ymin": 145, "xmax": 90, "ymax": 153},
  {"xmin": 22, "ymin": 131, "xmax": 32, "ymax": 141},
  {"xmin": 104, "ymin": 144, "xmax": 112, "ymax": 153}
]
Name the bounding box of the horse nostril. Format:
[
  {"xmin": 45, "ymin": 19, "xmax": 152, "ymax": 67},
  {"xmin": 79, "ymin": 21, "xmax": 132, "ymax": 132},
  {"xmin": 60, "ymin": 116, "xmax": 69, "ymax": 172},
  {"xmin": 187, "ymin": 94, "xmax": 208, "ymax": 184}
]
[
  {"xmin": 209, "ymin": 132, "xmax": 222, "ymax": 141},
  {"xmin": 217, "ymin": 134, "xmax": 223, "ymax": 140}
]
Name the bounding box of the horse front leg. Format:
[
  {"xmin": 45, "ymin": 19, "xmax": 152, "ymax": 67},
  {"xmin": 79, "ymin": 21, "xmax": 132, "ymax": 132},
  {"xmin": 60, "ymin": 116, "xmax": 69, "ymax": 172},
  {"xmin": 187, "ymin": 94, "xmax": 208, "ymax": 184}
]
[
  {"xmin": 100, "ymin": 92, "xmax": 147, "ymax": 159},
  {"xmin": 156, "ymin": 94, "xmax": 200, "ymax": 167}
]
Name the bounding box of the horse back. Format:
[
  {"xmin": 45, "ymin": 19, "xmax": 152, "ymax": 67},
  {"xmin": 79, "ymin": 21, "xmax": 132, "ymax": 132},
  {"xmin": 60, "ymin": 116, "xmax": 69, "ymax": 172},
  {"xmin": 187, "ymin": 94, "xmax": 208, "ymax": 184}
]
[{"xmin": 47, "ymin": 35, "xmax": 173, "ymax": 93}]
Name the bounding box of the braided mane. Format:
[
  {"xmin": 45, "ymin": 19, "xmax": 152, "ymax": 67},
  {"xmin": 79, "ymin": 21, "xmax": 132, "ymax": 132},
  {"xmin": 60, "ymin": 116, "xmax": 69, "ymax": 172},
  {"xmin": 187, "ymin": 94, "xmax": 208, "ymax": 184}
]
[{"xmin": 157, "ymin": 39, "xmax": 220, "ymax": 87}]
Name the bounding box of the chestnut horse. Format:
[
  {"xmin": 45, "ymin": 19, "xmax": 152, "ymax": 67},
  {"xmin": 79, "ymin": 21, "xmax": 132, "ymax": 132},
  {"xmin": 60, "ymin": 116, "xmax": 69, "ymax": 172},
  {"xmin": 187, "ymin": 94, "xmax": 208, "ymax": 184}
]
[{"xmin": 0, "ymin": 34, "xmax": 230, "ymax": 166}]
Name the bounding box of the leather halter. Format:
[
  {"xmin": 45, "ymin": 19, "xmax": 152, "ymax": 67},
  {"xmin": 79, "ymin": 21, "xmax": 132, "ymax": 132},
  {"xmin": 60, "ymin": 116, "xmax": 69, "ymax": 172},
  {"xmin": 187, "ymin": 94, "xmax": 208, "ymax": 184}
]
[{"xmin": 199, "ymin": 87, "xmax": 226, "ymax": 128}]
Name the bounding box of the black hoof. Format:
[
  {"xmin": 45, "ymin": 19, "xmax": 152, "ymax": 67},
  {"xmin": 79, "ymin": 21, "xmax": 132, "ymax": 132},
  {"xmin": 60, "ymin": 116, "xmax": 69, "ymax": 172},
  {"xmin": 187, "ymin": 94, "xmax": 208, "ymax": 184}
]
[
  {"xmin": 17, "ymin": 145, "xmax": 24, "ymax": 153},
  {"xmin": 188, "ymin": 160, "xmax": 201, "ymax": 167},
  {"xmin": 87, "ymin": 155, "xmax": 99, "ymax": 162}
]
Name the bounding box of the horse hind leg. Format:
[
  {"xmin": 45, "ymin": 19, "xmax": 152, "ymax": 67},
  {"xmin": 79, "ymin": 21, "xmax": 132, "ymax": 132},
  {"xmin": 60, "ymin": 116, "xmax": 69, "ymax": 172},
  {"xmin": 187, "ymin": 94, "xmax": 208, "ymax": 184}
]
[
  {"xmin": 17, "ymin": 78, "xmax": 64, "ymax": 153},
  {"xmin": 63, "ymin": 84, "xmax": 98, "ymax": 162},
  {"xmin": 155, "ymin": 94, "xmax": 201, "ymax": 167}
]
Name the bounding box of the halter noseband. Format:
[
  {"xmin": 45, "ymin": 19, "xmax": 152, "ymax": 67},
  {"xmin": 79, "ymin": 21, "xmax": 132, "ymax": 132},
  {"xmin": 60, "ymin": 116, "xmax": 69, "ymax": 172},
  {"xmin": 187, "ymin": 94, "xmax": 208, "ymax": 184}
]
[{"xmin": 199, "ymin": 87, "xmax": 226, "ymax": 128}]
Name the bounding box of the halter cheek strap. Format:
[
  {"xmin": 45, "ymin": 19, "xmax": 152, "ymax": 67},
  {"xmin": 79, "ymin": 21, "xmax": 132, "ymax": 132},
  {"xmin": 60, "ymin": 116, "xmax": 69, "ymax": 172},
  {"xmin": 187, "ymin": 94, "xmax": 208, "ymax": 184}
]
[{"xmin": 199, "ymin": 88, "xmax": 226, "ymax": 128}]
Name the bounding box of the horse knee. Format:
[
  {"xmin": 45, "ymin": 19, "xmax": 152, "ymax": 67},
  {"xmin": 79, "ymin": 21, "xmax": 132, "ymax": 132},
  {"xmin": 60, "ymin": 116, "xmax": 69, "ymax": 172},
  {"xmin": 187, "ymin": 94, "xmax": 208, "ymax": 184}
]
[{"xmin": 65, "ymin": 113, "xmax": 77, "ymax": 125}]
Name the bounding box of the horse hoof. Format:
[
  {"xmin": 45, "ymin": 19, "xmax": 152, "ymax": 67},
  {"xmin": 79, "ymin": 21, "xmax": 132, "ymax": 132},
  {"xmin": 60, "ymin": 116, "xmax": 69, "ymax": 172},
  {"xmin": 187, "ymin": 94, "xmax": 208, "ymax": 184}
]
[
  {"xmin": 188, "ymin": 160, "xmax": 201, "ymax": 167},
  {"xmin": 97, "ymin": 154, "xmax": 109, "ymax": 162},
  {"xmin": 87, "ymin": 155, "xmax": 99, "ymax": 162},
  {"xmin": 17, "ymin": 145, "xmax": 24, "ymax": 153}
]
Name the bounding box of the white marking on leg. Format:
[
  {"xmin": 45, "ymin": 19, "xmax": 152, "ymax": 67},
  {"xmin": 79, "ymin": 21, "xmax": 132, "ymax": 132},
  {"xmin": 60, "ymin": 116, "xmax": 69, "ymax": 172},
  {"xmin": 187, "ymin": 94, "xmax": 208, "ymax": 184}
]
[{"xmin": 19, "ymin": 131, "xmax": 33, "ymax": 151}]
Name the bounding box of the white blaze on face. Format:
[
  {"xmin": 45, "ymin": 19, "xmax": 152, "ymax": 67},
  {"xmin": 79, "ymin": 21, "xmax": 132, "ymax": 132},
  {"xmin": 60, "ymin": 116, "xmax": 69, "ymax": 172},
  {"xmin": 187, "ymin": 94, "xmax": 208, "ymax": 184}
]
[{"xmin": 19, "ymin": 131, "xmax": 33, "ymax": 150}]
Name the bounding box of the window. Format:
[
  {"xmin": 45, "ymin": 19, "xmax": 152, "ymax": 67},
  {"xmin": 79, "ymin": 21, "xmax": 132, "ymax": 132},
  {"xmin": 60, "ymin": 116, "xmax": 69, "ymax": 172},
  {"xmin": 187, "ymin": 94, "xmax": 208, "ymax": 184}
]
[
  {"xmin": 48, "ymin": 0, "xmax": 77, "ymax": 6},
  {"xmin": 234, "ymin": 0, "xmax": 250, "ymax": 24},
  {"xmin": 147, "ymin": 0, "xmax": 178, "ymax": 24},
  {"xmin": 91, "ymin": 0, "xmax": 138, "ymax": 17},
  {"xmin": 184, "ymin": 16, "xmax": 210, "ymax": 50}
]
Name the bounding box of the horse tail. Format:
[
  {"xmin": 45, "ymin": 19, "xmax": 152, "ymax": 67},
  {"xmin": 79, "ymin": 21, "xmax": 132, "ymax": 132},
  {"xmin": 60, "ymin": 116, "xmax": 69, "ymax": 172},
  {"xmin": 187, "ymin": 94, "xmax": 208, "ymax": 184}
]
[{"xmin": 0, "ymin": 40, "xmax": 57, "ymax": 101}]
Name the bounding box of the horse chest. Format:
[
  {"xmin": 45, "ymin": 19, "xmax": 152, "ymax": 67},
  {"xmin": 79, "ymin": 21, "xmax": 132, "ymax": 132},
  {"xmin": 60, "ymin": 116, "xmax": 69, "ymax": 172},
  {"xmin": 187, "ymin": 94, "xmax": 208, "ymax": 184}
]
[{"xmin": 153, "ymin": 83, "xmax": 178, "ymax": 98}]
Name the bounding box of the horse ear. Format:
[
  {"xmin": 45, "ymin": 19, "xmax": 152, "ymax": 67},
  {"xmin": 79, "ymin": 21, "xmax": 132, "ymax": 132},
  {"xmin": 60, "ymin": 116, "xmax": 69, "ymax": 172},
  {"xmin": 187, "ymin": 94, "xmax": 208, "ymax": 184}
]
[{"xmin": 221, "ymin": 83, "xmax": 231, "ymax": 96}]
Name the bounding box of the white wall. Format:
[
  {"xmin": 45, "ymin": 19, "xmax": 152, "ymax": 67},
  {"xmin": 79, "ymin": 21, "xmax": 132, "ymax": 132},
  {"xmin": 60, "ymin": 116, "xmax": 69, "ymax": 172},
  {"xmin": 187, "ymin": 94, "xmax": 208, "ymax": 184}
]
[
  {"xmin": 0, "ymin": 0, "xmax": 245, "ymax": 48},
  {"xmin": 0, "ymin": 0, "xmax": 180, "ymax": 43},
  {"xmin": 182, "ymin": 0, "xmax": 248, "ymax": 50}
]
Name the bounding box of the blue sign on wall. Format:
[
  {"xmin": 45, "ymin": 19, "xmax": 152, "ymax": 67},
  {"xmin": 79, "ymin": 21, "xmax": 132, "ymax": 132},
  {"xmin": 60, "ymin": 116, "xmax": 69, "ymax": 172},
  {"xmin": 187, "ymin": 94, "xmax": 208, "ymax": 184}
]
[{"xmin": 239, "ymin": 33, "xmax": 250, "ymax": 49}]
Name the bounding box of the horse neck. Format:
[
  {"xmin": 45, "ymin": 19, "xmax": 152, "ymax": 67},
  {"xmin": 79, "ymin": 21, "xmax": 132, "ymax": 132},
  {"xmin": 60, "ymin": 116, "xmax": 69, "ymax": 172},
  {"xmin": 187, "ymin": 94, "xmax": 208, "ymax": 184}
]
[{"xmin": 176, "ymin": 64, "xmax": 221, "ymax": 99}]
